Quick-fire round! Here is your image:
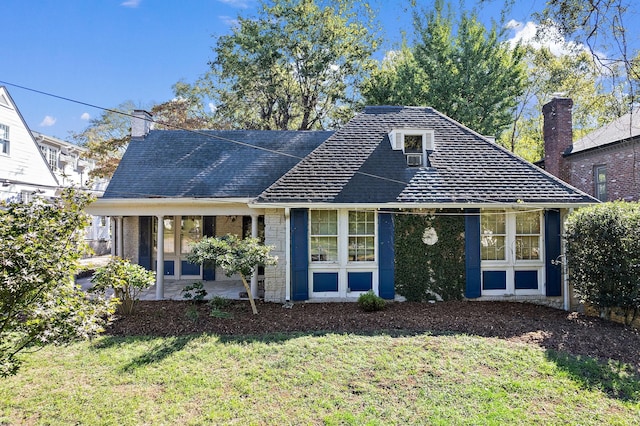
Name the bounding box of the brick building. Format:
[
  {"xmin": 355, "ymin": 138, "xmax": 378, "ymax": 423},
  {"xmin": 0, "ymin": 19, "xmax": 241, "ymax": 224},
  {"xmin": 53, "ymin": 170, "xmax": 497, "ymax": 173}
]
[{"xmin": 541, "ymin": 97, "xmax": 640, "ymax": 201}]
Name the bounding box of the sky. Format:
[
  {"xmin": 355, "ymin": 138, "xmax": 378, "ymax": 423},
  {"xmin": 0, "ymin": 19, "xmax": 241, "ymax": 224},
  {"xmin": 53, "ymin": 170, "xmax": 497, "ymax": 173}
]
[{"xmin": 2, "ymin": 0, "xmax": 554, "ymax": 140}]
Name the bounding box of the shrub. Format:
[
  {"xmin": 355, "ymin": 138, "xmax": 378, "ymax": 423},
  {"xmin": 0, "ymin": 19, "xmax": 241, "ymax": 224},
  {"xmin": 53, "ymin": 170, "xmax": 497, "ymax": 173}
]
[
  {"xmin": 565, "ymin": 202, "xmax": 640, "ymax": 325},
  {"xmin": 358, "ymin": 290, "xmax": 386, "ymax": 312},
  {"xmin": 209, "ymin": 295, "xmax": 231, "ymax": 309},
  {"xmin": 90, "ymin": 257, "xmax": 155, "ymax": 315},
  {"xmin": 181, "ymin": 282, "xmax": 208, "ymax": 302}
]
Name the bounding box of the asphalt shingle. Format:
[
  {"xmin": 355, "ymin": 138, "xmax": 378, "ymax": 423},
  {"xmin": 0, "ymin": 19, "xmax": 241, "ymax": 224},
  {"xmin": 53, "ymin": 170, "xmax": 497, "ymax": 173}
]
[{"xmin": 256, "ymin": 106, "xmax": 595, "ymax": 204}]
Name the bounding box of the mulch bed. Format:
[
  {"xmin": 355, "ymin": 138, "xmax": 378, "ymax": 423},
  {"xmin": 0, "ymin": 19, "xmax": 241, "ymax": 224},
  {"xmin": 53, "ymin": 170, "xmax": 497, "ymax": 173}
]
[{"xmin": 106, "ymin": 300, "xmax": 640, "ymax": 371}]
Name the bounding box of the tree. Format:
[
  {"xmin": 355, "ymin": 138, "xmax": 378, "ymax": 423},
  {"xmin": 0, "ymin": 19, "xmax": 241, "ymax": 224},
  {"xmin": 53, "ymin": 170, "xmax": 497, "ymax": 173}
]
[
  {"xmin": 187, "ymin": 234, "xmax": 277, "ymax": 315},
  {"xmin": 204, "ymin": 0, "xmax": 379, "ymax": 130},
  {"xmin": 565, "ymin": 202, "xmax": 640, "ymax": 325},
  {"xmin": 71, "ymin": 101, "xmax": 136, "ymax": 179},
  {"xmin": 0, "ymin": 189, "xmax": 115, "ymax": 377},
  {"xmin": 536, "ymin": 0, "xmax": 640, "ymax": 106},
  {"xmin": 363, "ymin": 0, "xmax": 527, "ymax": 137},
  {"xmin": 499, "ymin": 46, "xmax": 623, "ymax": 162}
]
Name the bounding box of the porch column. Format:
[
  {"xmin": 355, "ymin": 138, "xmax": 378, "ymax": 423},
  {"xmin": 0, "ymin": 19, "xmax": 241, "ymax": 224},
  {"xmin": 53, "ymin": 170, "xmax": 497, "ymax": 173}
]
[
  {"xmin": 156, "ymin": 215, "xmax": 165, "ymax": 300},
  {"xmin": 251, "ymin": 214, "xmax": 259, "ymax": 298},
  {"xmin": 110, "ymin": 217, "xmax": 116, "ymax": 256},
  {"xmin": 116, "ymin": 216, "xmax": 124, "ymax": 257}
]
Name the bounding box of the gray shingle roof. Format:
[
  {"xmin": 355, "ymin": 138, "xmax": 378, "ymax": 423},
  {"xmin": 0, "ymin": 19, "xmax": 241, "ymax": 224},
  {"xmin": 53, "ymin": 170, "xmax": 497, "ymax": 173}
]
[
  {"xmin": 256, "ymin": 106, "xmax": 595, "ymax": 204},
  {"xmin": 567, "ymin": 108, "xmax": 640, "ymax": 155},
  {"xmin": 103, "ymin": 130, "xmax": 332, "ymax": 199}
]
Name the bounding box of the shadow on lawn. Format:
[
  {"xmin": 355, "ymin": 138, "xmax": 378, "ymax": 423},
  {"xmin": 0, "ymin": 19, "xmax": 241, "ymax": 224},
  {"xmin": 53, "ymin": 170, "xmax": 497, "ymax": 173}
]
[
  {"xmin": 545, "ymin": 350, "xmax": 640, "ymax": 402},
  {"xmin": 94, "ymin": 336, "xmax": 194, "ymax": 372}
]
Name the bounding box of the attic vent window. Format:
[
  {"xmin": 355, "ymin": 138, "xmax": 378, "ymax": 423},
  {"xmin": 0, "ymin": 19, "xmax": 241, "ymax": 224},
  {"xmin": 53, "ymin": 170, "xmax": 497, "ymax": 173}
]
[{"xmin": 388, "ymin": 128, "xmax": 434, "ymax": 168}]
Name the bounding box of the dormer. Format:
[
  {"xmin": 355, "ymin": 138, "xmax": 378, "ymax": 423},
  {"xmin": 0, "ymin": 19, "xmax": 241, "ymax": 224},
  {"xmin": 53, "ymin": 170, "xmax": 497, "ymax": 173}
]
[{"xmin": 388, "ymin": 128, "xmax": 434, "ymax": 167}]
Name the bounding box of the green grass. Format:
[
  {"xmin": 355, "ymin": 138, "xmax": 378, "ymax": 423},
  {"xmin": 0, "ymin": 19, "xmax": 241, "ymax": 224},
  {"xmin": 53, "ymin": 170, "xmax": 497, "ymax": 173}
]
[{"xmin": 1, "ymin": 332, "xmax": 639, "ymax": 425}]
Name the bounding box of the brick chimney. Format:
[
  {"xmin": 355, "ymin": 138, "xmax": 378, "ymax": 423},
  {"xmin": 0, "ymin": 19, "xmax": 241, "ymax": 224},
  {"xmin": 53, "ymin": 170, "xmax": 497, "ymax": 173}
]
[
  {"xmin": 542, "ymin": 98, "xmax": 573, "ymax": 181},
  {"xmin": 131, "ymin": 110, "xmax": 153, "ymax": 138}
]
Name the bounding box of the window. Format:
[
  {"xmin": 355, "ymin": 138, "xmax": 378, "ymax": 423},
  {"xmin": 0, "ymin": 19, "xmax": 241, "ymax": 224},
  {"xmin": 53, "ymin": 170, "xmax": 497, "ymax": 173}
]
[
  {"xmin": 594, "ymin": 165, "xmax": 607, "ymax": 201},
  {"xmin": 163, "ymin": 216, "xmax": 175, "ymax": 254},
  {"xmin": 481, "ymin": 210, "xmax": 506, "ymax": 260},
  {"xmin": 348, "ymin": 211, "xmax": 375, "ymax": 261},
  {"xmin": 0, "ymin": 124, "xmax": 8, "ymax": 155},
  {"xmin": 181, "ymin": 216, "xmax": 202, "ymax": 254},
  {"xmin": 481, "ymin": 210, "xmax": 541, "ymax": 261},
  {"xmin": 403, "ymin": 135, "xmax": 423, "ymax": 153},
  {"xmin": 310, "ymin": 210, "xmax": 338, "ymax": 261},
  {"xmin": 40, "ymin": 145, "xmax": 58, "ymax": 170},
  {"xmin": 515, "ymin": 211, "xmax": 540, "ymax": 260}
]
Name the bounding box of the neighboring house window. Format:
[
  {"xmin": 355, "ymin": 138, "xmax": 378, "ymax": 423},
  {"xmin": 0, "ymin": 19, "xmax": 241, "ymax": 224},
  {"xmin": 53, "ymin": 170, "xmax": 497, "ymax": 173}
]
[
  {"xmin": 310, "ymin": 210, "xmax": 338, "ymax": 262},
  {"xmin": 594, "ymin": 165, "xmax": 607, "ymax": 201},
  {"xmin": 0, "ymin": 123, "xmax": 9, "ymax": 155},
  {"xmin": 19, "ymin": 191, "xmax": 32, "ymax": 204},
  {"xmin": 348, "ymin": 210, "xmax": 375, "ymax": 261},
  {"xmin": 180, "ymin": 216, "xmax": 202, "ymax": 254},
  {"xmin": 40, "ymin": 145, "xmax": 58, "ymax": 170}
]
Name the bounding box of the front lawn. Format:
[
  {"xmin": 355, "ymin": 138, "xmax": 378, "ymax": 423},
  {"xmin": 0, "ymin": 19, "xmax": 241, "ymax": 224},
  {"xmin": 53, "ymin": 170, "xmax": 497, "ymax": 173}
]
[{"xmin": 1, "ymin": 330, "xmax": 639, "ymax": 424}]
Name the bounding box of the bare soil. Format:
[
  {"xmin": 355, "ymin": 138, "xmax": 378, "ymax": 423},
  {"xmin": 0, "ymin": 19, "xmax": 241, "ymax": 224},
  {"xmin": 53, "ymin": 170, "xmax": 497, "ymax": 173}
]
[{"xmin": 106, "ymin": 300, "xmax": 640, "ymax": 371}]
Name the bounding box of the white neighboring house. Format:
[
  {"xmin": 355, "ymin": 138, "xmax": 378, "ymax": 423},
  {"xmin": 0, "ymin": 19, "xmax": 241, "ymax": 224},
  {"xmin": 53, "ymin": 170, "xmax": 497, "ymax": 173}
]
[{"xmin": 0, "ymin": 85, "xmax": 111, "ymax": 255}]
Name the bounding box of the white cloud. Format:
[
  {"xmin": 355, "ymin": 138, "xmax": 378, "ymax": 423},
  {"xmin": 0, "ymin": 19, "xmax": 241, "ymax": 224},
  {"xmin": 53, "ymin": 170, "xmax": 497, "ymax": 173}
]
[
  {"xmin": 81, "ymin": 112, "xmax": 91, "ymax": 121},
  {"xmin": 219, "ymin": 15, "xmax": 239, "ymax": 26},
  {"xmin": 121, "ymin": 0, "xmax": 141, "ymax": 8},
  {"xmin": 507, "ymin": 20, "xmax": 582, "ymax": 56},
  {"xmin": 218, "ymin": 0, "xmax": 251, "ymax": 9},
  {"xmin": 39, "ymin": 116, "xmax": 56, "ymax": 127},
  {"xmin": 208, "ymin": 103, "xmax": 217, "ymax": 113}
]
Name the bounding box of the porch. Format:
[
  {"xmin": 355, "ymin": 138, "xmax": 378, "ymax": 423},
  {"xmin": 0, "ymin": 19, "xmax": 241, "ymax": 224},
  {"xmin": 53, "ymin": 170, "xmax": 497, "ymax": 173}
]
[{"xmin": 138, "ymin": 279, "xmax": 248, "ymax": 301}]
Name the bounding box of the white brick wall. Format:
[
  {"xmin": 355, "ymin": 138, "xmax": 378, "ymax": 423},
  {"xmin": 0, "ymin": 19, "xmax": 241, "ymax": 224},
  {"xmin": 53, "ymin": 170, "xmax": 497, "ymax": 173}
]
[
  {"xmin": 264, "ymin": 209, "xmax": 287, "ymax": 302},
  {"xmin": 123, "ymin": 216, "xmax": 139, "ymax": 262}
]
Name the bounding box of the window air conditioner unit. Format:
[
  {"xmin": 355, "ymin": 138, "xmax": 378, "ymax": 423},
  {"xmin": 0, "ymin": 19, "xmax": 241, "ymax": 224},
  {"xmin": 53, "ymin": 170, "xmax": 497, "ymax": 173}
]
[{"xmin": 406, "ymin": 154, "xmax": 423, "ymax": 167}]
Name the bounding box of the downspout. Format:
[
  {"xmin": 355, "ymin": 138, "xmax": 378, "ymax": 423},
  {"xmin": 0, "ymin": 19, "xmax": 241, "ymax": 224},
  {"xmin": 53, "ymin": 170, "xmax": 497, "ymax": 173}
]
[
  {"xmin": 562, "ymin": 208, "xmax": 572, "ymax": 311},
  {"xmin": 285, "ymin": 208, "xmax": 291, "ymax": 302}
]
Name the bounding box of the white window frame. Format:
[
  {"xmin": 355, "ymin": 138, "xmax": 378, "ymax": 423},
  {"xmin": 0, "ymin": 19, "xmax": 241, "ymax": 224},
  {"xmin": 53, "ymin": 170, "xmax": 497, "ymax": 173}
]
[
  {"xmin": 594, "ymin": 165, "xmax": 607, "ymax": 201},
  {"xmin": 480, "ymin": 209, "xmax": 545, "ymax": 296},
  {"xmin": 308, "ymin": 209, "xmax": 378, "ymax": 299},
  {"xmin": 388, "ymin": 128, "xmax": 435, "ymax": 167},
  {"xmin": 0, "ymin": 123, "xmax": 9, "ymax": 155}
]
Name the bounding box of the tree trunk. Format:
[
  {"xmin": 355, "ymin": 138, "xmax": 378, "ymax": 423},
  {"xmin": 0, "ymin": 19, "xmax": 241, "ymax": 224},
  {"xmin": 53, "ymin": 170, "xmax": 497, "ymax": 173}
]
[{"xmin": 240, "ymin": 274, "xmax": 258, "ymax": 315}]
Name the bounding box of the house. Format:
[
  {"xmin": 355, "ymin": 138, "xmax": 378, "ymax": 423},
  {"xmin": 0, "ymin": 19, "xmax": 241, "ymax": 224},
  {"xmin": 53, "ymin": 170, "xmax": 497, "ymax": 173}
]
[
  {"xmin": 0, "ymin": 86, "xmax": 111, "ymax": 254},
  {"xmin": 89, "ymin": 106, "xmax": 596, "ymax": 309},
  {"xmin": 0, "ymin": 86, "xmax": 59, "ymax": 202},
  {"xmin": 541, "ymin": 97, "xmax": 640, "ymax": 201},
  {"xmin": 31, "ymin": 131, "xmax": 111, "ymax": 254}
]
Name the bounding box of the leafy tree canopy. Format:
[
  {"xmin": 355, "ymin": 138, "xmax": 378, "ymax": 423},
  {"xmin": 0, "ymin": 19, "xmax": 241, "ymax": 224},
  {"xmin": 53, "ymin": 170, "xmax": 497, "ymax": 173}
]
[
  {"xmin": 363, "ymin": 0, "xmax": 527, "ymax": 138},
  {"xmin": 0, "ymin": 189, "xmax": 115, "ymax": 377},
  {"xmin": 197, "ymin": 0, "xmax": 380, "ymax": 130}
]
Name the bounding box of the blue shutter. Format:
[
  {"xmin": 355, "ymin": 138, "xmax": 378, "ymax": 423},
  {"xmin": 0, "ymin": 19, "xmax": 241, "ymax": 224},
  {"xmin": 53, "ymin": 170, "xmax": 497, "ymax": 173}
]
[
  {"xmin": 290, "ymin": 209, "xmax": 309, "ymax": 300},
  {"xmin": 138, "ymin": 216, "xmax": 152, "ymax": 270},
  {"xmin": 202, "ymin": 216, "xmax": 216, "ymax": 281},
  {"xmin": 545, "ymin": 209, "xmax": 562, "ymax": 297},
  {"xmin": 378, "ymin": 212, "xmax": 395, "ymax": 299},
  {"xmin": 465, "ymin": 210, "xmax": 481, "ymax": 298}
]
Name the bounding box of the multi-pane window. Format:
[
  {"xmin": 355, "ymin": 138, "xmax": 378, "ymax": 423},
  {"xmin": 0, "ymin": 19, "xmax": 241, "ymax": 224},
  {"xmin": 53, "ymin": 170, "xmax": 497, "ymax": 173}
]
[
  {"xmin": 163, "ymin": 216, "xmax": 175, "ymax": 254},
  {"xmin": 481, "ymin": 210, "xmax": 541, "ymax": 261},
  {"xmin": 515, "ymin": 211, "xmax": 540, "ymax": 260},
  {"xmin": 181, "ymin": 216, "xmax": 202, "ymax": 254},
  {"xmin": 39, "ymin": 145, "xmax": 58, "ymax": 170},
  {"xmin": 594, "ymin": 165, "xmax": 607, "ymax": 201},
  {"xmin": 348, "ymin": 211, "xmax": 375, "ymax": 261},
  {"xmin": 310, "ymin": 210, "xmax": 338, "ymax": 262},
  {"xmin": 0, "ymin": 124, "xmax": 9, "ymax": 155},
  {"xmin": 481, "ymin": 210, "xmax": 506, "ymax": 260}
]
